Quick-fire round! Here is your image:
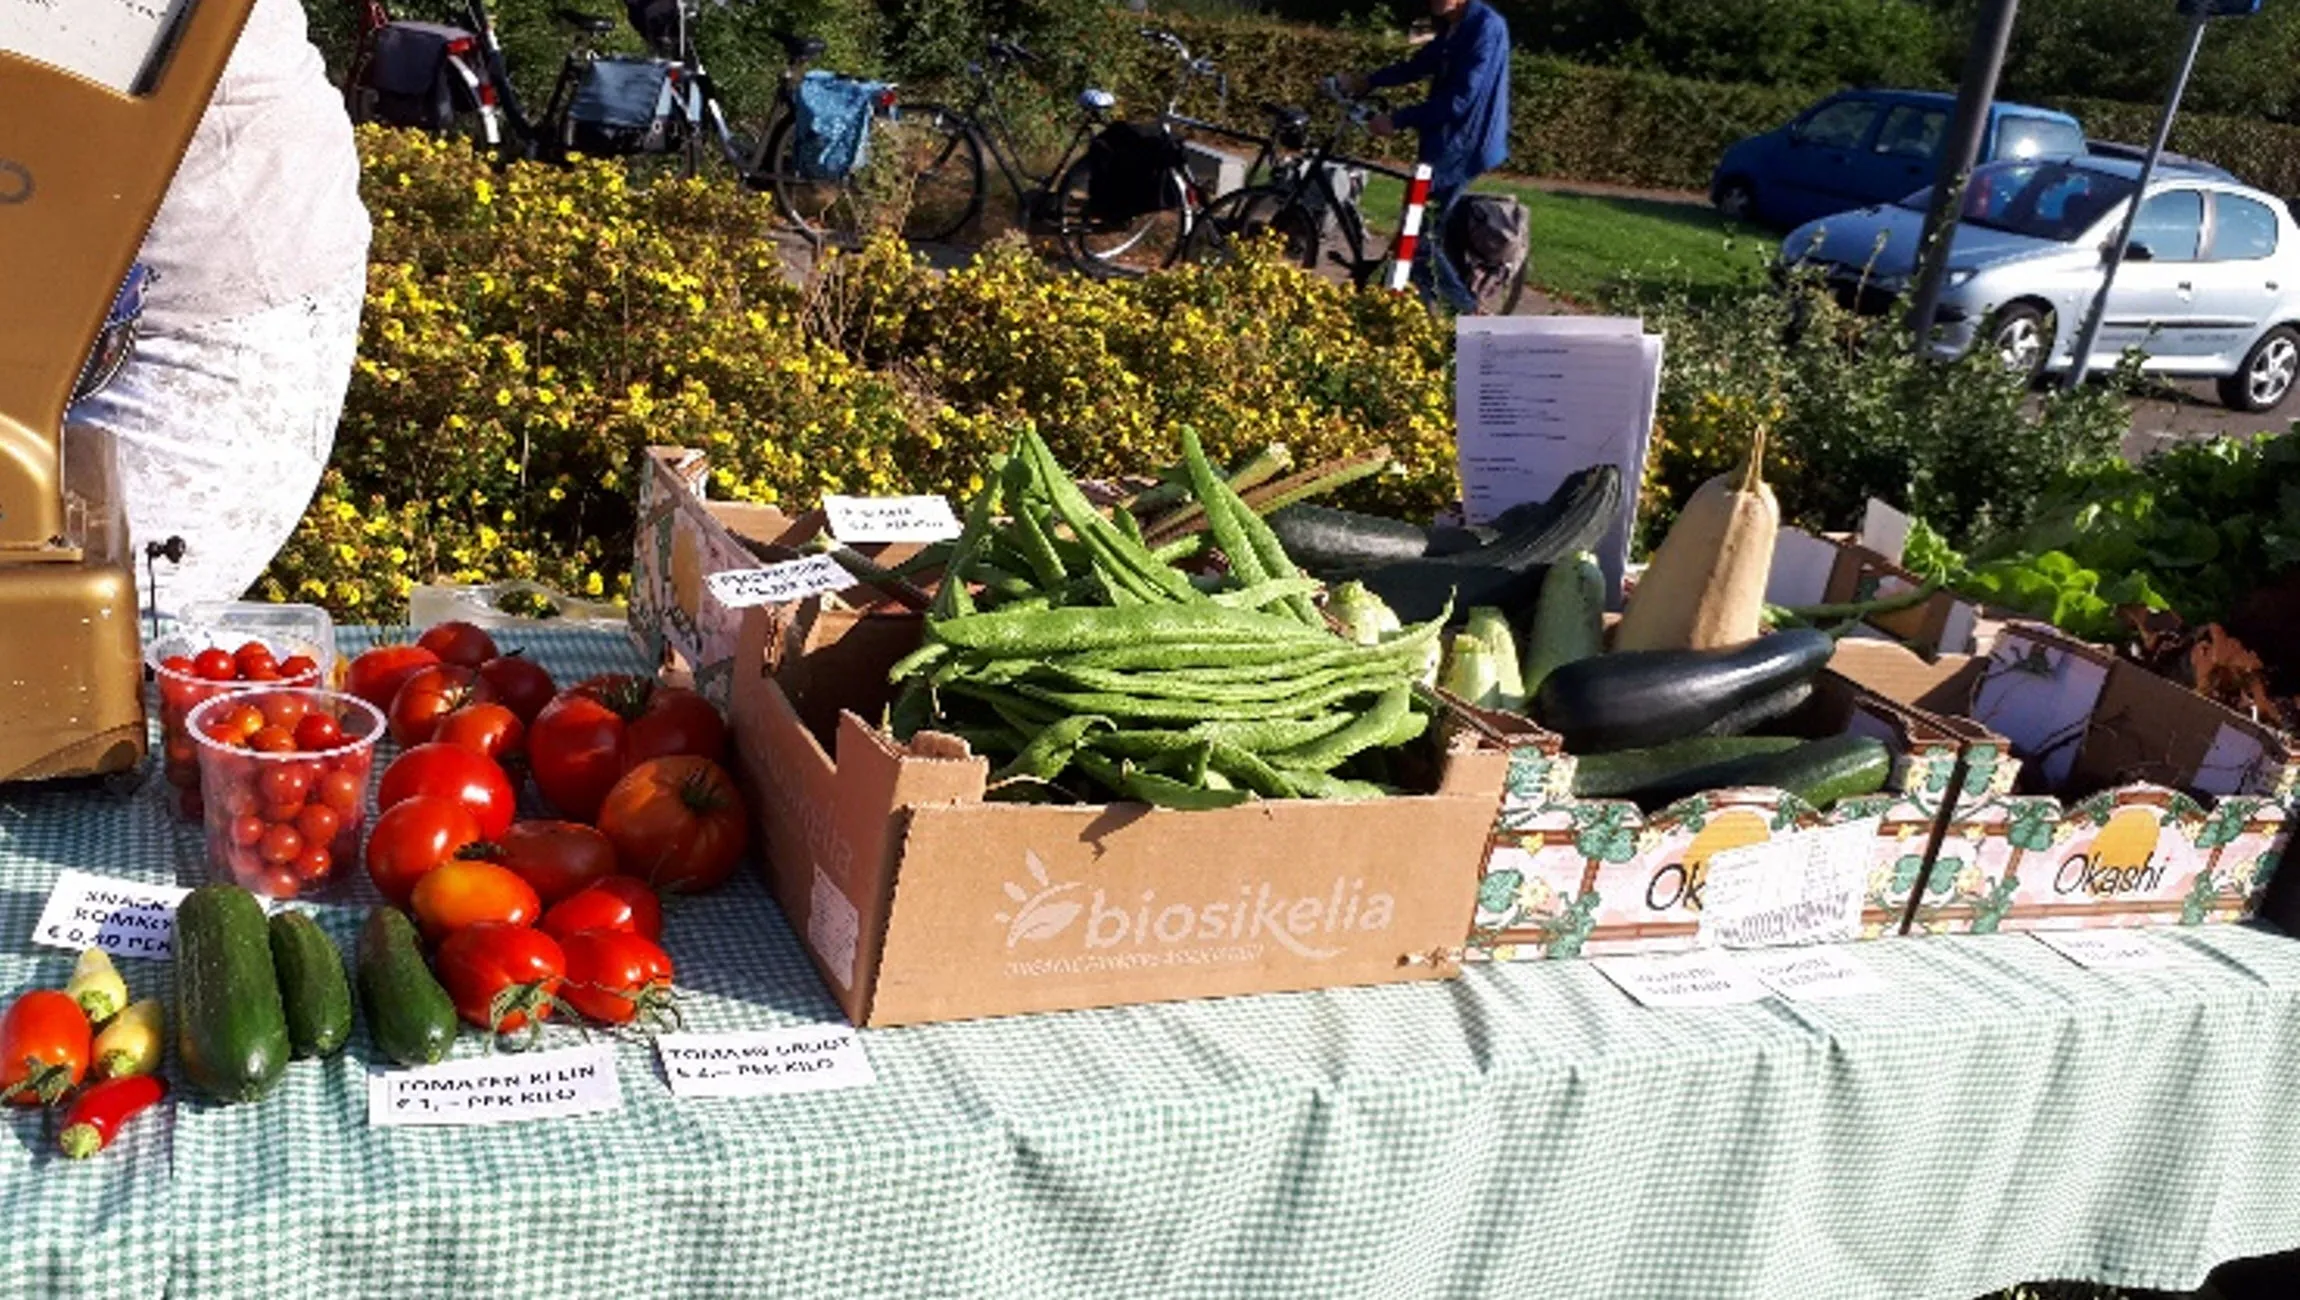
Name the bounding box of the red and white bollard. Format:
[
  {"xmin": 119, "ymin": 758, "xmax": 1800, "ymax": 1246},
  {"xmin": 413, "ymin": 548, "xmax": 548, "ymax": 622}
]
[{"xmin": 1389, "ymin": 163, "xmax": 1433, "ymax": 293}]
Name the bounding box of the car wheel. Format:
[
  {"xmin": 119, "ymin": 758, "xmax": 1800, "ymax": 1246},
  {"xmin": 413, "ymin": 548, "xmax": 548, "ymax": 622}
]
[
  {"xmin": 2217, "ymin": 325, "xmax": 2300, "ymax": 413},
  {"xmin": 1715, "ymin": 178, "xmax": 1756, "ymax": 223},
  {"xmin": 1988, "ymin": 304, "xmax": 2052, "ymax": 380}
]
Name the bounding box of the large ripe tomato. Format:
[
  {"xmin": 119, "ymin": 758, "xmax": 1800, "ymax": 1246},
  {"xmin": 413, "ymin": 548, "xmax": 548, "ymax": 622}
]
[
  {"xmin": 387, "ymin": 664, "xmax": 479, "ymax": 747},
  {"xmin": 596, "ymin": 756, "xmax": 749, "ymax": 894},
  {"xmin": 435, "ymin": 702, "xmax": 525, "ymax": 766},
  {"xmin": 539, "ymin": 876, "xmax": 664, "ymax": 944},
  {"xmin": 416, "ymin": 620, "xmax": 501, "ymax": 670},
  {"xmin": 378, "ymin": 743, "xmax": 515, "ymax": 840},
  {"xmin": 475, "ymin": 654, "xmax": 557, "ymax": 724},
  {"xmin": 528, "ymin": 678, "xmax": 728, "ymax": 821},
  {"xmin": 366, "ymin": 795, "xmax": 483, "ymax": 907},
  {"xmin": 410, "ymin": 860, "xmax": 542, "ymax": 942},
  {"xmin": 346, "ymin": 644, "xmax": 441, "ymax": 712},
  {"xmin": 463, "ymin": 821, "xmax": 617, "ymax": 905},
  {"xmin": 559, "ymin": 930, "xmax": 676, "ymax": 1025},
  {"xmin": 1, "ymin": 989, "xmax": 92, "ymax": 1107},
  {"xmin": 433, "ymin": 923, "xmax": 565, "ymax": 1036}
]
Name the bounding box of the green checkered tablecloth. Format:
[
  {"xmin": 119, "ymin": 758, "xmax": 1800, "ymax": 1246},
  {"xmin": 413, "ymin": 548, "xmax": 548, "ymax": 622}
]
[{"xmin": 3, "ymin": 627, "xmax": 2299, "ymax": 1299}]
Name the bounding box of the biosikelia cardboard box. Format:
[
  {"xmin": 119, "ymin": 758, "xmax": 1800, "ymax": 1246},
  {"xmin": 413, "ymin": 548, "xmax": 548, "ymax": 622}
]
[
  {"xmin": 1906, "ymin": 623, "xmax": 2294, "ymax": 934},
  {"xmin": 1466, "ymin": 639, "xmax": 1987, "ymax": 960},
  {"xmin": 724, "ymin": 596, "xmax": 1513, "ymax": 1028}
]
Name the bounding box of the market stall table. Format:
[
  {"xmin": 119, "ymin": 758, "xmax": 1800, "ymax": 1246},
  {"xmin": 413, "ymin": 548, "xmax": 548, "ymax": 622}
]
[{"xmin": 2, "ymin": 628, "xmax": 2297, "ymax": 1300}]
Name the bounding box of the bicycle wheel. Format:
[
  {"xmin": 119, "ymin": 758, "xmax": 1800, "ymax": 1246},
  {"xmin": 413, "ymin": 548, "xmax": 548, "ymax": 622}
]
[
  {"xmin": 1178, "ymin": 184, "xmax": 1321, "ymax": 271},
  {"xmin": 1053, "ymin": 156, "xmax": 1192, "ymax": 280},
  {"xmin": 767, "ymin": 106, "xmax": 984, "ymax": 244},
  {"xmin": 766, "ymin": 113, "xmax": 851, "ymax": 238}
]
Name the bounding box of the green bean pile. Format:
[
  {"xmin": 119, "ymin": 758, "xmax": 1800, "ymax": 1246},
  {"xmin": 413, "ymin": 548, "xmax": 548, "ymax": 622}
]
[{"xmin": 887, "ymin": 429, "xmax": 1444, "ymax": 808}]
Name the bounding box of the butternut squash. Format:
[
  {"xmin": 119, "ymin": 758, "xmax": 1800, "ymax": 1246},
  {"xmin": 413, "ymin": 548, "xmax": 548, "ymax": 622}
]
[{"xmin": 1615, "ymin": 427, "xmax": 1778, "ymax": 651}]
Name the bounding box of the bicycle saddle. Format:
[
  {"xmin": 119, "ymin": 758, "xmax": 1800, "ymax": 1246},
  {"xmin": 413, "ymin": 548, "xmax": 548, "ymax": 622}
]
[
  {"xmin": 554, "ymin": 7, "xmax": 614, "ymax": 33},
  {"xmin": 777, "ymin": 31, "xmax": 827, "ymax": 61},
  {"xmin": 1259, "ymin": 102, "xmax": 1310, "ymax": 131}
]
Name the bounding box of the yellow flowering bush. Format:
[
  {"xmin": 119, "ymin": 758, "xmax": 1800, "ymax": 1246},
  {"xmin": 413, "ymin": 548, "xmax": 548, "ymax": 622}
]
[{"xmin": 265, "ymin": 127, "xmax": 1458, "ymax": 619}]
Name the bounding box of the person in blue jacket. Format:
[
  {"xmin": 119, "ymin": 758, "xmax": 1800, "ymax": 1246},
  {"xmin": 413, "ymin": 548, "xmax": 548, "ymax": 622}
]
[{"xmin": 1344, "ymin": 0, "xmax": 1512, "ymax": 310}]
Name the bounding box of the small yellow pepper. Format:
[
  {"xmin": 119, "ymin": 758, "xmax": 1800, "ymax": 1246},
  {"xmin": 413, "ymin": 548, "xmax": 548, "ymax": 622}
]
[
  {"xmin": 66, "ymin": 950, "xmax": 128, "ymax": 1025},
  {"xmin": 93, "ymin": 999, "xmax": 164, "ymax": 1079}
]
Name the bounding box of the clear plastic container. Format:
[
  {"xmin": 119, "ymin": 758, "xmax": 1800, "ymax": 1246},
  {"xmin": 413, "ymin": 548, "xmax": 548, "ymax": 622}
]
[
  {"xmin": 150, "ymin": 631, "xmax": 329, "ymax": 822},
  {"xmin": 187, "ymin": 688, "xmax": 383, "ymax": 901},
  {"xmin": 172, "ymin": 602, "xmax": 340, "ymax": 684}
]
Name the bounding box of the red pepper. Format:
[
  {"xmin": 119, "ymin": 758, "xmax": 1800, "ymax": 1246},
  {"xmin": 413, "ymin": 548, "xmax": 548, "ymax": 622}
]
[{"xmin": 57, "ymin": 1074, "xmax": 166, "ymax": 1159}]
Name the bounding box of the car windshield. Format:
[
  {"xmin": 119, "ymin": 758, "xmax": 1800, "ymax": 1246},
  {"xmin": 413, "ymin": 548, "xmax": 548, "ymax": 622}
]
[{"xmin": 1894, "ymin": 161, "xmax": 2135, "ymax": 241}]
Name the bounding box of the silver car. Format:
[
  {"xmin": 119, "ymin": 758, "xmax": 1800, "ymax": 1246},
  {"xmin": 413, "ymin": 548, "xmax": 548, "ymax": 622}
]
[{"xmin": 1780, "ymin": 155, "xmax": 2300, "ymax": 411}]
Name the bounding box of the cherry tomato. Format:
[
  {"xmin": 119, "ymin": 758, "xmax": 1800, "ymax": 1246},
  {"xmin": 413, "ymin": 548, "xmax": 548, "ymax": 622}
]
[
  {"xmin": 1, "ymin": 990, "xmax": 91, "ymax": 1106},
  {"xmin": 258, "ymin": 824, "xmax": 304, "ymax": 866},
  {"xmin": 233, "ymin": 642, "xmax": 277, "ymax": 677},
  {"xmin": 539, "ymin": 876, "xmax": 665, "ymax": 945},
  {"xmin": 435, "ymin": 702, "xmax": 525, "ymax": 765},
  {"xmin": 278, "ymin": 654, "xmax": 320, "ymax": 682},
  {"xmin": 258, "ymin": 764, "xmax": 312, "ymax": 807},
  {"xmin": 465, "ymin": 821, "xmax": 617, "ymax": 905},
  {"xmin": 260, "ymin": 693, "xmax": 310, "ymax": 732},
  {"xmin": 378, "ymin": 744, "xmax": 515, "ymax": 840},
  {"xmin": 346, "ymin": 644, "xmax": 441, "ymax": 712},
  {"xmin": 257, "ymin": 867, "xmax": 303, "ymax": 900},
  {"xmin": 596, "ymin": 756, "xmax": 749, "ymax": 894},
  {"xmin": 221, "ymin": 703, "xmax": 266, "ymax": 742},
  {"xmin": 247, "ymin": 725, "xmax": 297, "ymax": 755},
  {"xmin": 411, "ymin": 860, "xmax": 541, "ymax": 942},
  {"xmin": 293, "ymin": 712, "xmax": 344, "ymax": 752},
  {"xmin": 387, "ymin": 664, "xmax": 479, "ymax": 747},
  {"xmin": 295, "ymin": 802, "xmax": 342, "ymax": 849},
  {"xmin": 292, "ymin": 845, "xmax": 334, "ymax": 882},
  {"xmin": 318, "ymin": 768, "xmax": 364, "ymax": 815},
  {"xmin": 433, "ymin": 923, "xmax": 565, "ymax": 1035},
  {"xmin": 417, "ymin": 621, "xmax": 501, "ymax": 670},
  {"xmin": 559, "ymin": 930, "xmax": 676, "ymax": 1025},
  {"xmin": 230, "ymin": 814, "xmax": 266, "ymax": 848},
  {"xmin": 475, "ymin": 654, "xmax": 557, "ymax": 724},
  {"xmin": 528, "ymin": 679, "xmax": 726, "ymax": 821},
  {"xmin": 365, "ymin": 795, "xmax": 483, "ymax": 907},
  {"xmin": 191, "ymin": 648, "xmax": 238, "ymax": 682},
  {"xmin": 160, "ymin": 654, "xmax": 195, "ymax": 677}
]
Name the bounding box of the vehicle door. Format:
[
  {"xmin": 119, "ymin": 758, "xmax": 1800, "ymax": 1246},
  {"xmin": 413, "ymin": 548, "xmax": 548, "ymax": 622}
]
[
  {"xmin": 1991, "ymin": 113, "xmax": 2085, "ymax": 165},
  {"xmin": 1847, "ymin": 102, "xmax": 1946, "ymax": 209},
  {"xmin": 2089, "ymin": 188, "xmax": 2208, "ymax": 368},
  {"xmin": 1773, "ymin": 96, "xmax": 1886, "ymax": 227},
  {"xmin": 2189, "ymin": 190, "xmax": 2286, "ymax": 370}
]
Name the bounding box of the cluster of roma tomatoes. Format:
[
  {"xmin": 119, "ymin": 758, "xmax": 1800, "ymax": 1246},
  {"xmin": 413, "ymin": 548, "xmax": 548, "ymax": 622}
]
[
  {"xmin": 157, "ymin": 638, "xmax": 324, "ymax": 822},
  {"xmin": 188, "ymin": 687, "xmax": 376, "ymax": 900},
  {"xmin": 351, "ymin": 622, "xmax": 748, "ymax": 1033}
]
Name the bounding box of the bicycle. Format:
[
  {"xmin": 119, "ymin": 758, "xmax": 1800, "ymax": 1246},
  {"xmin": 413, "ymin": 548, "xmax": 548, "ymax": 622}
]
[
  {"xmin": 750, "ymin": 43, "xmax": 970, "ymax": 244},
  {"xmin": 1178, "ymin": 79, "xmax": 1526, "ymax": 315},
  {"xmin": 345, "ymin": 0, "xmax": 605, "ymax": 162}
]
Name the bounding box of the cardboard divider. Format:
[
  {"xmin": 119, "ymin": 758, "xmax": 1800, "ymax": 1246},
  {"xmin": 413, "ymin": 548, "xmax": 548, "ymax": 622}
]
[{"xmin": 1764, "ymin": 527, "xmax": 1983, "ymax": 655}]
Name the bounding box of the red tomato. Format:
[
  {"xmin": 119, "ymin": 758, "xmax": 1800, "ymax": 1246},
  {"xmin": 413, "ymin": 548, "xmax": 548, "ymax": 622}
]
[
  {"xmin": 160, "ymin": 654, "xmax": 195, "ymax": 677},
  {"xmin": 365, "ymin": 795, "xmax": 483, "ymax": 907},
  {"xmin": 247, "ymin": 725, "xmax": 297, "ymax": 755},
  {"xmin": 277, "ymin": 654, "xmax": 319, "ymax": 681},
  {"xmin": 293, "ymin": 712, "xmax": 344, "ymax": 752},
  {"xmin": 346, "ymin": 644, "xmax": 441, "ymax": 712},
  {"xmin": 295, "ymin": 803, "xmax": 342, "ymax": 849},
  {"xmin": 434, "ymin": 703, "xmax": 525, "ymax": 765},
  {"xmin": 259, "ymin": 693, "xmax": 310, "ymax": 732},
  {"xmin": 465, "ymin": 821, "xmax": 617, "ymax": 905},
  {"xmin": 410, "ymin": 860, "xmax": 541, "ymax": 942},
  {"xmin": 233, "ymin": 642, "xmax": 277, "ymax": 678},
  {"xmin": 433, "ymin": 924, "xmax": 565, "ymax": 1035},
  {"xmin": 258, "ymin": 823, "xmax": 304, "ymax": 866},
  {"xmin": 559, "ymin": 930, "xmax": 676, "ymax": 1024},
  {"xmin": 318, "ymin": 768, "xmax": 364, "ymax": 815},
  {"xmin": 192, "ymin": 648, "xmax": 238, "ymax": 682},
  {"xmin": 1, "ymin": 990, "xmax": 91, "ymax": 1106},
  {"xmin": 417, "ymin": 621, "xmax": 501, "ymax": 669},
  {"xmin": 377, "ymin": 744, "xmax": 515, "ymax": 840},
  {"xmin": 387, "ymin": 664, "xmax": 479, "ymax": 747},
  {"xmin": 528, "ymin": 678, "xmax": 727, "ymax": 821},
  {"xmin": 257, "ymin": 763, "xmax": 312, "ymax": 807},
  {"xmin": 475, "ymin": 654, "xmax": 557, "ymax": 724},
  {"xmin": 539, "ymin": 876, "xmax": 664, "ymax": 944},
  {"xmin": 595, "ymin": 756, "xmax": 749, "ymax": 894}
]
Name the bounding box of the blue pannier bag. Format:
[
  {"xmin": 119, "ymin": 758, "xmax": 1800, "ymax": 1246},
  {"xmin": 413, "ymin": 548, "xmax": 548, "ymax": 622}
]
[
  {"xmin": 792, "ymin": 70, "xmax": 890, "ymax": 180},
  {"xmin": 567, "ymin": 57, "xmax": 674, "ymax": 157}
]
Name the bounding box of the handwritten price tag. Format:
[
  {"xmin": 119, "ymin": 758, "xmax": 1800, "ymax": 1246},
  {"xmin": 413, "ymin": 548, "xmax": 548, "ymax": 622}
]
[
  {"xmin": 1699, "ymin": 818, "xmax": 1882, "ymax": 950},
  {"xmin": 1592, "ymin": 951, "xmax": 1770, "ymax": 1009},
  {"xmin": 368, "ymin": 1044, "xmax": 621, "ymax": 1127},
  {"xmin": 657, "ymin": 1027, "xmax": 876, "ymax": 1099},
  {"xmin": 703, "ymin": 554, "xmax": 854, "ymax": 610},
  {"xmin": 2031, "ymin": 929, "xmax": 2183, "ymax": 972},
  {"xmin": 31, "ymin": 871, "xmax": 191, "ymax": 960},
  {"xmin": 1740, "ymin": 945, "xmax": 1886, "ymax": 1003},
  {"xmin": 822, "ymin": 494, "xmax": 962, "ymax": 545}
]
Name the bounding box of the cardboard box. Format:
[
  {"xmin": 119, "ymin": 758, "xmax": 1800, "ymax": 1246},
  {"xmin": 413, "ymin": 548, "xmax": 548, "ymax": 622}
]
[
  {"xmin": 1905, "ymin": 623, "xmax": 2295, "ymax": 934},
  {"xmin": 724, "ymin": 598, "xmax": 1514, "ymax": 1028},
  {"xmin": 1766, "ymin": 526, "xmax": 1984, "ymax": 655},
  {"xmin": 1466, "ymin": 639, "xmax": 1981, "ymax": 960}
]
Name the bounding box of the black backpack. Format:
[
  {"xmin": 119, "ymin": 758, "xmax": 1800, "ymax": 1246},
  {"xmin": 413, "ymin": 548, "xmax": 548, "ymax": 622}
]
[
  {"xmin": 1444, "ymin": 194, "xmax": 1529, "ymax": 314},
  {"xmin": 1085, "ymin": 123, "xmax": 1186, "ymax": 223}
]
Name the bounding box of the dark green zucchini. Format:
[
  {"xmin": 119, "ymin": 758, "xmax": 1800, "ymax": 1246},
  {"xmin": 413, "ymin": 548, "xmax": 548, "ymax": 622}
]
[
  {"xmin": 1532, "ymin": 627, "xmax": 1834, "ymax": 752},
  {"xmin": 176, "ymin": 885, "xmax": 293, "ymax": 1104},
  {"xmin": 1639, "ymin": 733, "xmax": 1893, "ymax": 811},
  {"xmin": 1571, "ymin": 735, "xmax": 1802, "ymax": 799},
  {"xmin": 1265, "ymin": 504, "xmax": 1432, "ymax": 576},
  {"xmin": 1358, "ymin": 465, "xmax": 1622, "ymax": 625},
  {"xmin": 1694, "ymin": 680, "xmax": 1815, "ymax": 738}
]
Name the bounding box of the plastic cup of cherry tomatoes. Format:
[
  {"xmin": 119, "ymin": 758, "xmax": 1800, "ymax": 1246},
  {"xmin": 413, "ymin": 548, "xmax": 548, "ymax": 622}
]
[
  {"xmin": 187, "ymin": 688, "xmax": 383, "ymax": 901},
  {"xmin": 152, "ymin": 634, "xmax": 326, "ymax": 823}
]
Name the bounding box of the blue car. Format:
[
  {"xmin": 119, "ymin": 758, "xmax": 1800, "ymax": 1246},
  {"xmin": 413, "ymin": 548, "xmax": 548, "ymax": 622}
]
[{"xmin": 1710, "ymin": 89, "xmax": 2085, "ymax": 229}]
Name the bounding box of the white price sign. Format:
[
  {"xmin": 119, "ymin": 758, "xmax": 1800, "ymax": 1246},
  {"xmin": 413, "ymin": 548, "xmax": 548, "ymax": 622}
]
[
  {"xmin": 1698, "ymin": 818, "xmax": 1882, "ymax": 950},
  {"xmin": 368, "ymin": 1044, "xmax": 621, "ymax": 1127},
  {"xmin": 31, "ymin": 871, "xmax": 191, "ymax": 961},
  {"xmin": 656, "ymin": 1027, "xmax": 877, "ymax": 1099},
  {"xmin": 1740, "ymin": 945, "xmax": 1887, "ymax": 1003},
  {"xmin": 1592, "ymin": 951, "xmax": 1771, "ymax": 1009},
  {"xmin": 822, "ymin": 494, "xmax": 962, "ymax": 544},
  {"xmin": 2032, "ymin": 929, "xmax": 2183, "ymax": 972},
  {"xmin": 704, "ymin": 554, "xmax": 855, "ymax": 609}
]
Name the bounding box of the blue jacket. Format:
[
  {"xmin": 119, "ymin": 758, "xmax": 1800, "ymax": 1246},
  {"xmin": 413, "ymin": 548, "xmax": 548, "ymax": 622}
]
[{"xmin": 1369, "ymin": 2, "xmax": 1512, "ymax": 193}]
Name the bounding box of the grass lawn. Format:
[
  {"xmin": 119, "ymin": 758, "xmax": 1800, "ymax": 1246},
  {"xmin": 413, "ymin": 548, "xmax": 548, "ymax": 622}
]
[{"xmin": 1360, "ymin": 172, "xmax": 1779, "ymax": 307}]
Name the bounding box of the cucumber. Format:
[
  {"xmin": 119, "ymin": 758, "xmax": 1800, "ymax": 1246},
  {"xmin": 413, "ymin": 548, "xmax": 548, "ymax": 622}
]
[
  {"xmin": 175, "ymin": 885, "xmax": 293, "ymax": 1103},
  {"xmin": 1695, "ymin": 681, "xmax": 1815, "ymax": 738},
  {"xmin": 1570, "ymin": 735, "xmax": 1804, "ymax": 799},
  {"xmin": 356, "ymin": 908, "xmax": 459, "ymax": 1068},
  {"xmin": 1636, "ymin": 733, "xmax": 1893, "ymax": 811},
  {"xmin": 1521, "ymin": 549, "xmax": 1605, "ymax": 698},
  {"xmin": 1532, "ymin": 628, "xmax": 1834, "ymax": 753},
  {"xmin": 269, "ymin": 911, "xmax": 353, "ymax": 1059},
  {"xmin": 1357, "ymin": 464, "xmax": 1621, "ymax": 626}
]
